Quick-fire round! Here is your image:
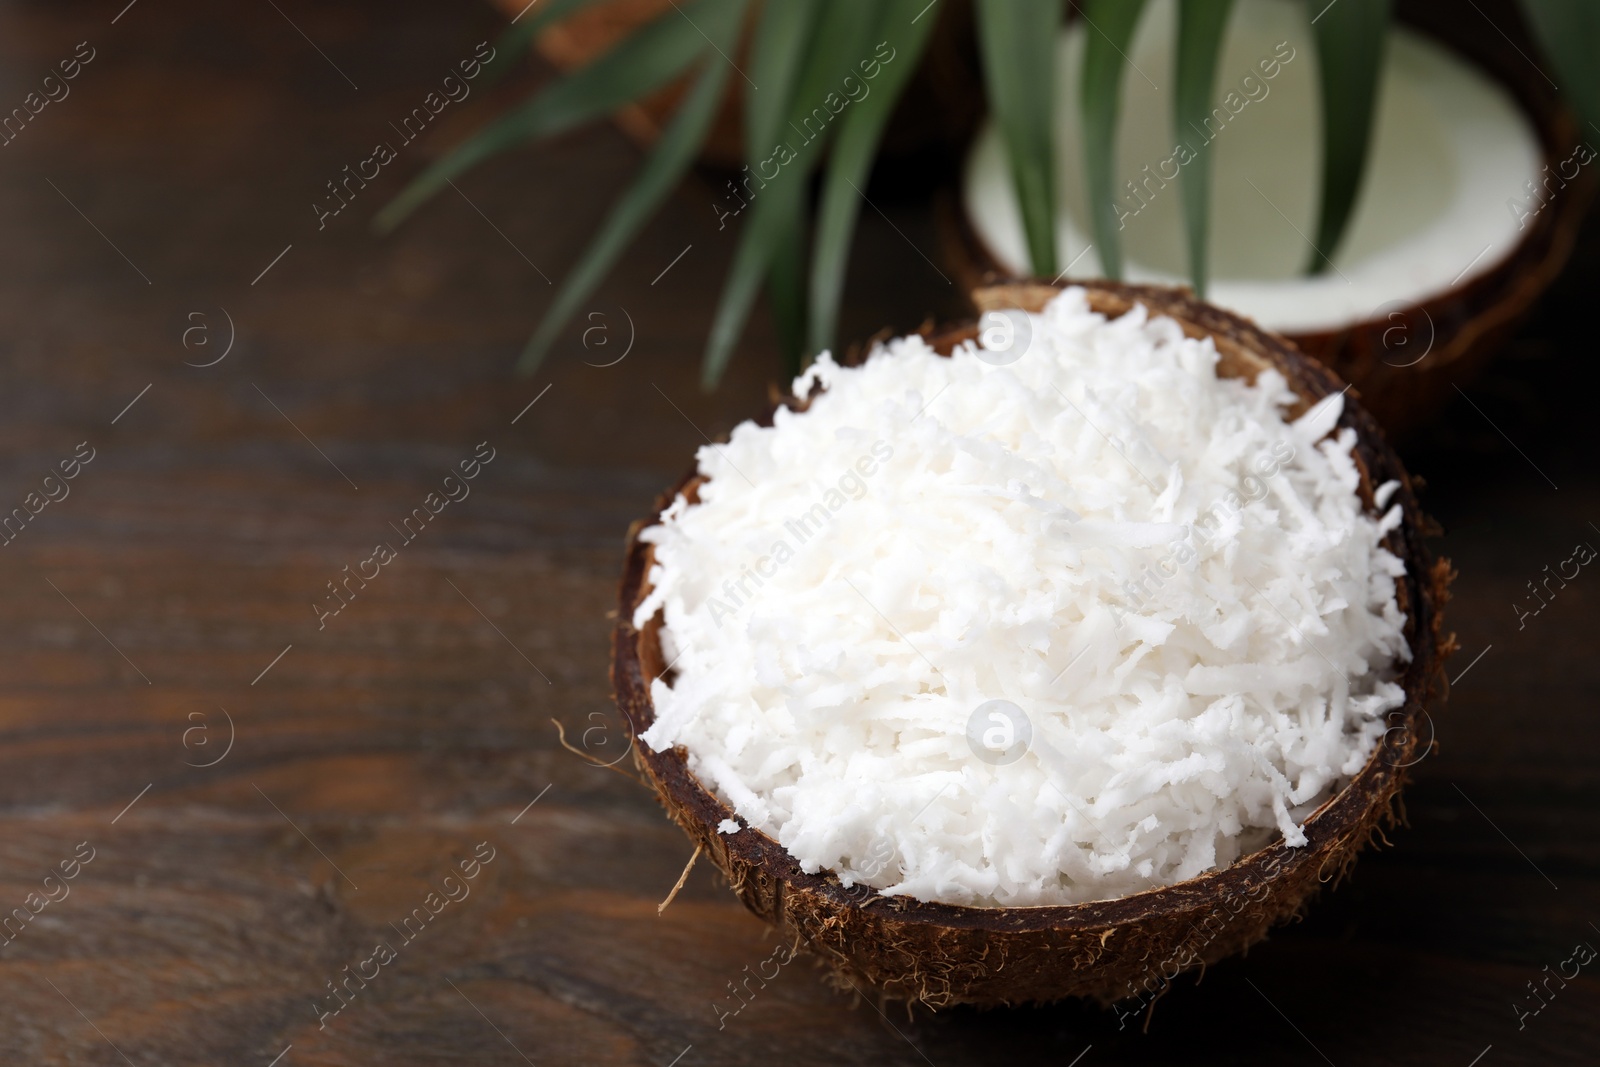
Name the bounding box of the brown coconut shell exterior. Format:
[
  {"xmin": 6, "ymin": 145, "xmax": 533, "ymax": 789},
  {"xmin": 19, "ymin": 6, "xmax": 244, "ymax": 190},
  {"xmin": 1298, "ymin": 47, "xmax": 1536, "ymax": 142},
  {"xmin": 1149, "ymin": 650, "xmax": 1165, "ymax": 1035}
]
[
  {"xmin": 613, "ymin": 281, "xmax": 1454, "ymax": 1008},
  {"xmin": 941, "ymin": 2, "xmax": 1595, "ymax": 440}
]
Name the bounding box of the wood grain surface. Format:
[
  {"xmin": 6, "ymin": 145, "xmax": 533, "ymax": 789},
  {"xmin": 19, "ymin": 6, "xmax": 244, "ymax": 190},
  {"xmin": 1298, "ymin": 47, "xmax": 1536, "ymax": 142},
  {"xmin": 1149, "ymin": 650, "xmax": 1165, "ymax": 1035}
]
[{"xmin": 0, "ymin": 1, "xmax": 1594, "ymax": 1065}]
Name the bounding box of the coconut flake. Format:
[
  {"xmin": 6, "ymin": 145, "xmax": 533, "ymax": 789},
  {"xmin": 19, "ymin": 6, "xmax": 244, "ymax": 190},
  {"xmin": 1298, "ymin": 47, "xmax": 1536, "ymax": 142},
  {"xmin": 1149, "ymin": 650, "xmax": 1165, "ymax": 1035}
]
[{"xmin": 638, "ymin": 289, "xmax": 1408, "ymax": 907}]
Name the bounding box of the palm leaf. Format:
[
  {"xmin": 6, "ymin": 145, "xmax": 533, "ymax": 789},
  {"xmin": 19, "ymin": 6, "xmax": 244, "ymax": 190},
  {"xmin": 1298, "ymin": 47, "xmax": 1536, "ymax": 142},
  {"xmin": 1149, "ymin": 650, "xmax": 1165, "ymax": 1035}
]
[
  {"xmin": 744, "ymin": 0, "xmax": 822, "ymax": 151},
  {"xmin": 1307, "ymin": 0, "xmax": 1392, "ymax": 273},
  {"xmin": 766, "ymin": 223, "xmax": 808, "ymax": 376},
  {"xmin": 808, "ymin": 0, "xmax": 938, "ymax": 356},
  {"xmin": 1079, "ymin": 0, "xmax": 1148, "ymax": 280},
  {"xmin": 514, "ymin": 0, "xmax": 750, "ymax": 373},
  {"xmin": 701, "ymin": 0, "xmax": 878, "ymax": 389},
  {"xmin": 699, "ymin": 192, "xmax": 786, "ymax": 390},
  {"xmin": 374, "ymin": 0, "xmax": 730, "ymax": 234},
  {"xmin": 1516, "ymin": 0, "xmax": 1600, "ymax": 130},
  {"xmin": 477, "ymin": 0, "xmax": 603, "ymax": 86},
  {"xmin": 1173, "ymin": 0, "xmax": 1233, "ymax": 297},
  {"xmin": 975, "ymin": 0, "xmax": 1062, "ymax": 277},
  {"xmin": 744, "ymin": 1, "xmax": 826, "ymax": 376}
]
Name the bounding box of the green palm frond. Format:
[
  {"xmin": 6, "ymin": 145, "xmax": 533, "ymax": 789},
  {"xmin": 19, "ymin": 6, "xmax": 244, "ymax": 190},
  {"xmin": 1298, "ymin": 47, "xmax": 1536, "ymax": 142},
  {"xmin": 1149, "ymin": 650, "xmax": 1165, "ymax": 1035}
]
[
  {"xmin": 743, "ymin": 0, "xmax": 826, "ymax": 377},
  {"xmin": 975, "ymin": 0, "xmax": 1063, "ymax": 278},
  {"xmin": 374, "ymin": 0, "xmax": 1596, "ymax": 387},
  {"xmin": 374, "ymin": 0, "xmax": 731, "ymax": 234},
  {"xmin": 1307, "ymin": 0, "xmax": 1392, "ymax": 273},
  {"xmin": 1079, "ymin": 0, "xmax": 1149, "ymax": 281},
  {"xmin": 1173, "ymin": 0, "xmax": 1234, "ymax": 297},
  {"xmin": 513, "ymin": 0, "xmax": 751, "ymax": 372},
  {"xmin": 808, "ymin": 0, "xmax": 939, "ymax": 358},
  {"xmin": 700, "ymin": 0, "xmax": 879, "ymax": 388},
  {"xmin": 477, "ymin": 0, "xmax": 602, "ymax": 86}
]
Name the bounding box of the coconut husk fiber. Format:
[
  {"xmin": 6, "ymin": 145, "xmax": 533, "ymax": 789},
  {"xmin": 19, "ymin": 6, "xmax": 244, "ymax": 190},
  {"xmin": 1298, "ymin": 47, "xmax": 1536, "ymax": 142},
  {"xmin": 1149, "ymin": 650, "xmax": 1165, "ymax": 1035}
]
[{"xmin": 611, "ymin": 281, "xmax": 1454, "ymax": 1008}]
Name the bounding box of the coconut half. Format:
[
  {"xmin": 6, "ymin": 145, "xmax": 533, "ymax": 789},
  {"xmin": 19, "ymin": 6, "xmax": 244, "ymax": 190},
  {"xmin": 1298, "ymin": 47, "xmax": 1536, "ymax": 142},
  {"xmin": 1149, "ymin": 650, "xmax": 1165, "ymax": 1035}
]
[
  {"xmin": 614, "ymin": 281, "xmax": 1454, "ymax": 1008},
  {"xmin": 953, "ymin": 0, "xmax": 1592, "ymax": 436}
]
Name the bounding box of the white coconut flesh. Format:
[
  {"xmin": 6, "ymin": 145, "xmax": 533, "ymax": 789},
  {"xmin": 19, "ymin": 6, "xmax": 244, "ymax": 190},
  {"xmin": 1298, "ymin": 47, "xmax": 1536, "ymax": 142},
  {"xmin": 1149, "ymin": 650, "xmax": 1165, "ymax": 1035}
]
[
  {"xmin": 636, "ymin": 291, "xmax": 1410, "ymax": 907},
  {"xmin": 962, "ymin": 0, "xmax": 1543, "ymax": 334}
]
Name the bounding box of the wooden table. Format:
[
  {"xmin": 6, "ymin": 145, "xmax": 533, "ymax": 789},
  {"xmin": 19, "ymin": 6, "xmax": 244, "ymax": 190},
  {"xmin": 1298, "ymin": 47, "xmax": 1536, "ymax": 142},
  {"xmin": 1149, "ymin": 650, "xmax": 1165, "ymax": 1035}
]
[{"xmin": 0, "ymin": 2, "xmax": 1594, "ymax": 1064}]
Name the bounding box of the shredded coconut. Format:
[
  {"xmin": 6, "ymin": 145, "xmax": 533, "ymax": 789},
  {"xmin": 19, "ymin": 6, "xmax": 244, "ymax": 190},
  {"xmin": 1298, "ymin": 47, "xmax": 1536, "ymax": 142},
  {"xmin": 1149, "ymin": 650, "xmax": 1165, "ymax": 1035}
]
[{"xmin": 635, "ymin": 289, "xmax": 1409, "ymax": 907}]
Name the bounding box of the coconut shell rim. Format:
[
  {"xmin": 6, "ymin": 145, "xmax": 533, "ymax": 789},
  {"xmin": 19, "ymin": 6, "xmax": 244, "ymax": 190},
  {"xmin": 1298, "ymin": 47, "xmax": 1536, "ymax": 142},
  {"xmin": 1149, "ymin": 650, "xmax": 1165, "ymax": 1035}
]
[
  {"xmin": 940, "ymin": 1, "xmax": 1593, "ymax": 342},
  {"xmin": 939, "ymin": 3, "xmax": 1596, "ymax": 430},
  {"xmin": 612, "ymin": 279, "xmax": 1450, "ymax": 940}
]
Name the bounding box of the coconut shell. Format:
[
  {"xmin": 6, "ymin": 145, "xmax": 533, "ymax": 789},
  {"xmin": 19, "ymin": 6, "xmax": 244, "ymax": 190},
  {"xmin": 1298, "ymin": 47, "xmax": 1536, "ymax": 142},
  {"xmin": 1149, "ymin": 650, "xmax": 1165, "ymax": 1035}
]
[
  {"xmin": 612, "ymin": 281, "xmax": 1454, "ymax": 1007},
  {"xmin": 941, "ymin": 3, "xmax": 1595, "ymax": 440}
]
